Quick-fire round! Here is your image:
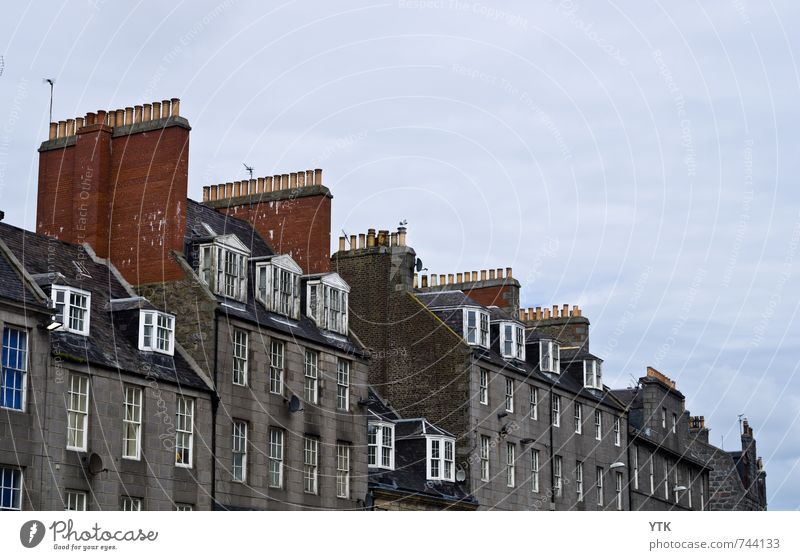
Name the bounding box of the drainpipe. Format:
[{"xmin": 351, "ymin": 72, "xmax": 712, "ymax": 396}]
[
  {"xmin": 210, "ymin": 310, "xmax": 220, "ymax": 509},
  {"xmin": 549, "ymin": 382, "xmax": 555, "ymax": 511}
]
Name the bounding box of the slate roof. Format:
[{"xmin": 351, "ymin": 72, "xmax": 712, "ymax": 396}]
[
  {"xmin": 0, "ymin": 222, "xmax": 211, "ymax": 392},
  {"xmin": 415, "ymin": 290, "xmax": 483, "ymax": 309},
  {"xmin": 0, "ymin": 244, "xmax": 44, "ymax": 308},
  {"xmin": 185, "ymin": 198, "xmax": 272, "ymax": 258}
]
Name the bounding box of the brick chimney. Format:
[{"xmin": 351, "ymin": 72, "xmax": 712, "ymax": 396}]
[
  {"xmin": 519, "ymin": 303, "xmax": 590, "ymax": 350},
  {"xmin": 202, "ymin": 168, "xmax": 331, "ymax": 274},
  {"xmin": 413, "ymin": 267, "xmax": 521, "ymax": 315},
  {"xmin": 37, "ymin": 98, "xmax": 189, "ymax": 285}
]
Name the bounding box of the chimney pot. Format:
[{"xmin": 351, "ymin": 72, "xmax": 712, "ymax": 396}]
[
  {"xmin": 134, "ymin": 105, "xmax": 143, "ymax": 123},
  {"xmin": 234, "ymin": 181, "xmax": 241, "ymax": 197},
  {"xmin": 536, "ymin": 306, "xmax": 542, "ymax": 320},
  {"xmin": 448, "ymin": 274, "xmax": 454, "ymax": 284},
  {"xmin": 552, "ymin": 305, "xmax": 558, "ymax": 317},
  {"xmin": 57, "ymin": 120, "xmax": 66, "ymax": 138},
  {"xmin": 338, "ymin": 236, "xmax": 346, "ymax": 252},
  {"xmin": 544, "ymin": 308, "xmax": 551, "ymax": 319},
  {"xmin": 413, "ymin": 275, "xmax": 418, "ymax": 288},
  {"xmin": 161, "ymin": 99, "xmax": 171, "ymax": 116},
  {"xmin": 281, "ymin": 174, "xmax": 289, "ymax": 190},
  {"xmin": 203, "ymin": 186, "xmax": 210, "ymax": 201},
  {"xmin": 143, "ymin": 104, "xmax": 152, "ymax": 121},
  {"xmin": 562, "ymin": 304, "xmax": 569, "ymax": 317},
  {"xmin": 421, "ymin": 275, "xmax": 428, "ymax": 288},
  {"xmin": 456, "ymin": 273, "xmax": 463, "ymax": 283},
  {"xmin": 225, "ymin": 182, "xmax": 233, "ymax": 199},
  {"xmin": 48, "ymin": 122, "xmax": 57, "ymax": 140},
  {"xmin": 152, "ymin": 102, "xmax": 161, "ymax": 120},
  {"xmin": 170, "ymin": 98, "xmax": 180, "ymax": 117},
  {"xmin": 397, "ymin": 226, "xmax": 407, "ymax": 246},
  {"xmin": 125, "ymin": 107, "xmax": 134, "ymax": 125},
  {"xmin": 489, "ymin": 269, "xmax": 495, "ymax": 280},
  {"xmin": 306, "ymin": 169, "xmax": 314, "ymax": 185},
  {"xmin": 76, "ymin": 117, "xmax": 84, "ymax": 129},
  {"xmin": 358, "ymin": 233, "xmax": 366, "ymax": 249},
  {"xmin": 528, "ymin": 307, "xmax": 534, "ymax": 318},
  {"xmin": 497, "ymin": 268, "xmax": 503, "ymax": 279},
  {"xmin": 290, "ymin": 172, "xmax": 297, "ymax": 189},
  {"xmin": 430, "ymin": 274, "xmax": 437, "ymax": 286},
  {"xmin": 367, "ymin": 229, "xmax": 376, "ymax": 247},
  {"xmin": 297, "ymin": 171, "xmax": 305, "ymax": 188},
  {"xmin": 66, "ymin": 119, "xmax": 75, "ymax": 136},
  {"xmin": 378, "ymin": 230, "xmax": 389, "ymax": 246},
  {"xmin": 265, "ymin": 176, "xmax": 273, "ymax": 192},
  {"xmin": 349, "ymin": 235, "xmax": 356, "ymax": 250},
  {"xmin": 390, "ymin": 232, "xmax": 398, "ymax": 246},
  {"xmin": 116, "ymin": 109, "xmax": 125, "ymax": 126},
  {"xmin": 437, "ymin": 274, "xmax": 443, "ymax": 285},
  {"xmin": 481, "ymin": 270, "xmax": 487, "ymax": 281},
  {"xmin": 257, "ymin": 177, "xmax": 265, "ymax": 193},
  {"xmin": 314, "ymin": 168, "xmax": 323, "ymax": 185},
  {"xmin": 506, "ymin": 267, "xmax": 513, "ymax": 278}
]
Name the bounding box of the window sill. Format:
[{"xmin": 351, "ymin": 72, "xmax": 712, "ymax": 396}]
[{"xmin": 0, "ymin": 405, "xmax": 25, "ymax": 413}]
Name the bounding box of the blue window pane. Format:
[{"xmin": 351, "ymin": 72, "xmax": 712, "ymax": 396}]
[{"xmin": 1, "ymin": 328, "xmax": 26, "ymax": 410}]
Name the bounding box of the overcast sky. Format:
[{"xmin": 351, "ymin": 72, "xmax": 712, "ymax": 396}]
[{"xmin": 2, "ymin": 1, "xmax": 798, "ymax": 509}]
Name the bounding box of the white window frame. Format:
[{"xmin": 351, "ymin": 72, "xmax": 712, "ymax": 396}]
[
  {"xmin": 175, "ymin": 503, "xmax": 193, "ymax": 511},
  {"xmin": 531, "ymin": 449, "xmax": 540, "ymax": 493},
  {"xmin": 480, "ymin": 435, "xmax": 490, "ymax": 482},
  {"xmin": 596, "ymin": 467, "xmax": 604, "ymax": 507},
  {"xmin": 479, "ymin": 369, "xmax": 488, "ymax": 405},
  {"xmin": 662, "ymin": 407, "xmax": 667, "ymax": 429},
  {"xmin": 1, "ymin": 327, "xmax": 28, "ymax": 411},
  {"xmin": 505, "ymin": 377, "xmax": 514, "ymax": 412},
  {"xmin": 336, "ymin": 358, "xmax": 350, "ymax": 411},
  {"xmin": 66, "ymin": 374, "xmax": 89, "ymax": 451},
  {"xmin": 574, "ymin": 402, "xmax": 583, "ymax": 434},
  {"xmin": 368, "ymin": 422, "xmax": 395, "ymax": 470},
  {"xmin": 616, "ymin": 471, "xmax": 623, "ymax": 510},
  {"xmin": 306, "ymin": 274, "xmax": 350, "ymax": 335},
  {"xmin": 583, "ymin": 359, "xmax": 602, "ymax": 389},
  {"xmin": 672, "ymin": 413, "xmax": 678, "ymax": 434},
  {"xmin": 254, "ymin": 256, "xmax": 302, "ymax": 319},
  {"xmin": 539, "ymin": 339, "xmax": 560, "ymax": 374},
  {"xmin": 427, "ymin": 436, "xmax": 455, "ymax": 481},
  {"xmin": 336, "ymin": 443, "xmax": 350, "ymax": 499},
  {"xmin": 506, "ymin": 442, "xmax": 516, "ymax": 488},
  {"xmin": 463, "ymin": 308, "xmax": 489, "ymax": 348},
  {"xmin": 553, "ymin": 455, "xmax": 562, "ymax": 497},
  {"xmin": 175, "ymin": 397, "xmax": 194, "ymax": 468},
  {"xmin": 551, "ymin": 394, "xmax": 561, "ymax": 427},
  {"xmin": 231, "ymin": 328, "xmax": 248, "ymax": 386},
  {"xmin": 500, "ymin": 323, "xmax": 526, "ymax": 360},
  {"xmin": 674, "ymin": 463, "xmax": 680, "ymax": 504},
  {"xmin": 663, "ymin": 460, "xmax": 670, "ymax": 500},
  {"xmin": 268, "ymin": 428, "xmax": 284, "ymax": 488},
  {"xmin": 122, "ymin": 386, "xmax": 142, "ymax": 460},
  {"xmin": 197, "ymin": 237, "xmax": 249, "ymax": 302},
  {"xmin": 138, "ymin": 310, "xmax": 175, "ymax": 355},
  {"xmin": 0, "ymin": 467, "xmax": 22, "ymax": 510},
  {"xmin": 304, "ymin": 350, "xmax": 319, "ymax": 404},
  {"xmin": 614, "ymin": 416, "xmax": 621, "ymax": 446},
  {"xmin": 303, "ymin": 436, "xmax": 319, "ymax": 495},
  {"xmin": 529, "ymin": 386, "xmax": 538, "ymax": 420},
  {"xmin": 633, "ymin": 445, "xmax": 639, "ymax": 490},
  {"xmin": 64, "ymin": 490, "xmax": 87, "ymax": 511},
  {"xmin": 576, "ymin": 461, "xmax": 584, "ymax": 502},
  {"xmin": 121, "ymin": 496, "xmax": 142, "ymax": 511},
  {"xmin": 269, "ymin": 340, "xmax": 284, "ymax": 395},
  {"xmin": 649, "ymin": 453, "xmax": 655, "ymax": 494},
  {"xmin": 232, "ymin": 420, "xmax": 247, "ymax": 482},
  {"xmin": 52, "ymin": 285, "xmax": 91, "ymax": 336},
  {"xmin": 594, "ymin": 409, "xmax": 603, "ymax": 441}
]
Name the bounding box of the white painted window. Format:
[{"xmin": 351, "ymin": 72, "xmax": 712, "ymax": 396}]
[
  {"xmin": 304, "ymin": 350, "xmax": 318, "ymax": 404},
  {"xmin": 336, "ymin": 443, "xmax": 350, "ymax": 498},
  {"xmin": 530, "ymin": 386, "xmax": 538, "ymax": 420},
  {"xmin": 303, "ymin": 436, "xmax": 319, "ymax": 494},
  {"xmin": 649, "ymin": 453, "xmax": 655, "ymax": 494},
  {"xmin": 67, "ymin": 374, "xmax": 89, "ymax": 451},
  {"xmin": 337, "ymin": 359, "xmax": 350, "ymax": 411},
  {"xmin": 480, "ymin": 435, "xmax": 490, "ymax": 482},
  {"xmin": 463, "ymin": 308, "xmax": 489, "ymax": 348},
  {"xmin": 574, "ymin": 402, "xmax": 583, "ymax": 434},
  {"xmin": 254, "ymin": 256, "xmax": 302, "ymax": 318},
  {"xmin": 268, "ymin": 428, "xmax": 284, "ymax": 488},
  {"xmin": 175, "ymin": 504, "xmax": 193, "ymax": 511},
  {"xmin": 553, "ymin": 455, "xmax": 562, "ymax": 497},
  {"xmin": 576, "ymin": 461, "xmax": 584, "ymax": 502},
  {"xmin": 583, "ymin": 359, "xmax": 602, "ymax": 389},
  {"xmin": 674, "ymin": 463, "xmax": 680, "ymax": 503},
  {"xmin": 198, "ymin": 238, "xmax": 249, "ymax": 301},
  {"xmin": 139, "ymin": 310, "xmax": 175, "ymax": 355},
  {"xmin": 551, "ymin": 394, "xmax": 561, "ymax": 427},
  {"xmin": 506, "ymin": 443, "xmax": 516, "ymax": 488},
  {"xmin": 64, "ymin": 490, "xmax": 87, "ymax": 511},
  {"xmin": 269, "ymin": 340, "xmax": 284, "ymax": 395},
  {"xmin": 121, "ymin": 496, "xmax": 141, "ymax": 511},
  {"xmin": 539, "ymin": 339, "xmax": 560, "ymax": 374},
  {"xmin": 368, "ymin": 422, "xmax": 394, "ymax": 469},
  {"xmin": 633, "ymin": 445, "xmax": 639, "ymax": 490},
  {"xmin": 428, "ymin": 437, "xmax": 455, "ymax": 481},
  {"xmin": 595, "ymin": 410, "xmax": 603, "ymax": 441},
  {"xmin": 306, "ymin": 274, "xmax": 350, "ymax": 335},
  {"xmin": 122, "ymin": 386, "xmax": 142, "ymax": 460},
  {"xmin": 1, "ymin": 327, "xmax": 27, "ymax": 411},
  {"xmin": 479, "ymin": 369, "xmax": 488, "ymax": 405},
  {"xmin": 52, "ymin": 285, "xmax": 91, "ymax": 335},
  {"xmin": 614, "ymin": 416, "xmax": 621, "ymax": 446},
  {"xmin": 231, "ymin": 328, "xmax": 248, "ymax": 386},
  {"xmin": 616, "ymin": 472, "xmax": 623, "ymax": 510},
  {"xmin": 663, "ymin": 460, "xmax": 670, "ymax": 500},
  {"xmin": 500, "ymin": 323, "xmax": 526, "ymax": 360},
  {"xmin": 662, "ymin": 407, "xmax": 667, "ymax": 429},
  {"xmin": 0, "ymin": 467, "xmax": 22, "ymax": 510},
  {"xmin": 688, "ymin": 469, "xmax": 693, "ymax": 508},
  {"xmin": 596, "ymin": 467, "xmax": 604, "ymax": 507},
  {"xmin": 175, "ymin": 397, "xmax": 194, "ymax": 467},
  {"xmin": 672, "ymin": 413, "xmax": 678, "ymax": 434},
  {"xmin": 531, "ymin": 449, "xmax": 540, "ymax": 493},
  {"xmin": 505, "ymin": 377, "xmax": 514, "ymax": 412},
  {"xmin": 232, "ymin": 420, "xmax": 247, "ymax": 482}
]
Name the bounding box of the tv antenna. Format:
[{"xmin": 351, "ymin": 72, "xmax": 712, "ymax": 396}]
[
  {"xmin": 43, "ymin": 78, "xmax": 55, "ymax": 123},
  {"xmin": 243, "ymin": 163, "xmax": 254, "ymax": 180}
]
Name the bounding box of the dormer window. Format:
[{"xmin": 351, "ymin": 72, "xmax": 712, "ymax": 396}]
[
  {"xmin": 427, "ymin": 436, "xmax": 455, "ymax": 481},
  {"xmin": 368, "ymin": 422, "xmax": 394, "ymax": 470},
  {"xmin": 197, "ymin": 235, "xmax": 250, "ymax": 302},
  {"xmin": 255, "ymin": 255, "xmax": 302, "ymax": 319},
  {"xmin": 539, "ymin": 339, "xmax": 560, "ymax": 374},
  {"xmin": 307, "ymin": 274, "xmax": 350, "ymax": 335},
  {"xmin": 500, "ymin": 323, "xmax": 526, "ymax": 360},
  {"xmin": 52, "ymin": 285, "xmax": 91, "ymax": 335},
  {"xmin": 583, "ymin": 359, "xmax": 602, "ymax": 389},
  {"xmin": 139, "ymin": 310, "xmax": 175, "ymax": 355},
  {"xmin": 464, "ymin": 308, "xmax": 489, "ymax": 348}
]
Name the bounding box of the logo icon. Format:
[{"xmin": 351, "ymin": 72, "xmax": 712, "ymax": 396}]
[{"xmin": 20, "ymin": 520, "xmax": 45, "ymax": 548}]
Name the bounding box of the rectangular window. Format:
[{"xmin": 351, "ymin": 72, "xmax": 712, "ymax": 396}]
[
  {"xmin": 336, "ymin": 444, "xmax": 350, "ymax": 499},
  {"xmin": 688, "ymin": 469, "xmax": 693, "ymax": 508},
  {"xmin": 175, "ymin": 504, "xmax": 193, "ymax": 511},
  {"xmin": 479, "ymin": 369, "xmax": 488, "ymax": 405},
  {"xmin": 427, "ymin": 437, "xmax": 455, "ymax": 481},
  {"xmin": 503, "ymin": 323, "xmax": 513, "ymax": 356},
  {"xmin": 540, "ymin": 340, "xmax": 560, "ymax": 373},
  {"xmin": 662, "ymin": 407, "xmax": 667, "ymax": 429},
  {"xmin": 65, "ymin": 490, "xmax": 87, "ymax": 511},
  {"xmin": 515, "ymin": 326, "xmax": 524, "ymax": 360},
  {"xmin": 613, "ymin": 416, "xmax": 621, "ymax": 446},
  {"xmin": 268, "ymin": 428, "xmax": 284, "ymax": 488},
  {"xmin": 596, "ymin": 467, "xmax": 604, "ymax": 507},
  {"xmin": 505, "ymin": 377, "xmax": 514, "ymax": 412},
  {"xmin": 0, "ymin": 467, "xmax": 22, "ymax": 510},
  {"xmin": 232, "ymin": 329, "xmax": 248, "ymax": 386},
  {"xmin": 273, "ymin": 266, "xmax": 299, "ymax": 317},
  {"xmin": 649, "ymin": 453, "xmax": 655, "ymax": 494},
  {"xmin": 594, "ymin": 410, "xmax": 602, "ymax": 441},
  {"xmin": 700, "ymin": 476, "xmax": 706, "ymax": 511},
  {"xmin": 583, "ymin": 359, "xmax": 602, "ymax": 389},
  {"xmin": 674, "ymin": 464, "xmax": 680, "ymax": 503},
  {"xmin": 500, "ymin": 323, "xmax": 525, "ymax": 360},
  {"xmin": 175, "ymin": 397, "xmax": 194, "ymax": 467},
  {"xmin": 232, "ymin": 420, "xmax": 247, "ymax": 482},
  {"xmin": 139, "ymin": 310, "xmax": 175, "ymax": 355},
  {"xmin": 53, "ymin": 286, "xmax": 91, "ymax": 335},
  {"xmin": 66, "ymin": 374, "xmax": 89, "ymax": 451},
  {"xmin": 304, "ymin": 350, "xmax": 319, "ymax": 404},
  {"xmin": 464, "ymin": 309, "xmax": 489, "ymax": 347},
  {"xmin": 336, "ymin": 359, "xmax": 350, "ymax": 411},
  {"xmin": 664, "ymin": 460, "xmax": 670, "ymax": 500},
  {"xmin": 633, "ymin": 446, "xmax": 639, "ymax": 490},
  {"xmin": 530, "ymin": 386, "xmax": 538, "ymax": 420},
  {"xmin": 201, "ymin": 244, "xmax": 248, "ymax": 301},
  {"xmin": 368, "ymin": 423, "xmax": 395, "ymax": 469},
  {"xmin": 553, "ymin": 455, "xmax": 562, "ymax": 497},
  {"xmin": 122, "ymin": 386, "xmax": 142, "ymax": 460},
  {"xmin": 1, "ymin": 327, "xmax": 27, "ymax": 410},
  {"xmin": 303, "ymin": 437, "xmax": 319, "ymax": 494},
  {"xmin": 121, "ymin": 496, "xmax": 142, "ymax": 511},
  {"xmin": 551, "ymin": 394, "xmax": 561, "ymax": 427},
  {"xmin": 480, "ymin": 313, "xmax": 489, "ymax": 347},
  {"xmin": 576, "ymin": 461, "xmax": 584, "ymax": 502},
  {"xmin": 574, "ymin": 402, "xmax": 583, "ymax": 434},
  {"xmin": 672, "ymin": 413, "xmax": 678, "ymax": 434},
  {"xmin": 506, "ymin": 443, "xmax": 516, "ymax": 488},
  {"xmin": 310, "ymin": 283, "xmax": 350, "ymax": 334},
  {"xmin": 480, "ymin": 435, "xmax": 490, "ymax": 482},
  {"xmin": 531, "ymin": 449, "xmax": 540, "ymax": 493},
  {"xmin": 615, "ymin": 472, "xmax": 623, "ymax": 510},
  {"xmin": 269, "ymin": 340, "xmax": 284, "ymax": 395}
]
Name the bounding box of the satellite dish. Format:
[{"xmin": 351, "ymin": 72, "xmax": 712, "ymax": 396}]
[
  {"xmin": 288, "ymin": 395, "xmax": 302, "ymax": 413},
  {"xmin": 455, "ymin": 468, "xmax": 467, "ymax": 482},
  {"xmin": 415, "ymin": 258, "xmax": 423, "ymax": 272},
  {"xmin": 84, "ymin": 453, "xmax": 105, "ymax": 475}
]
